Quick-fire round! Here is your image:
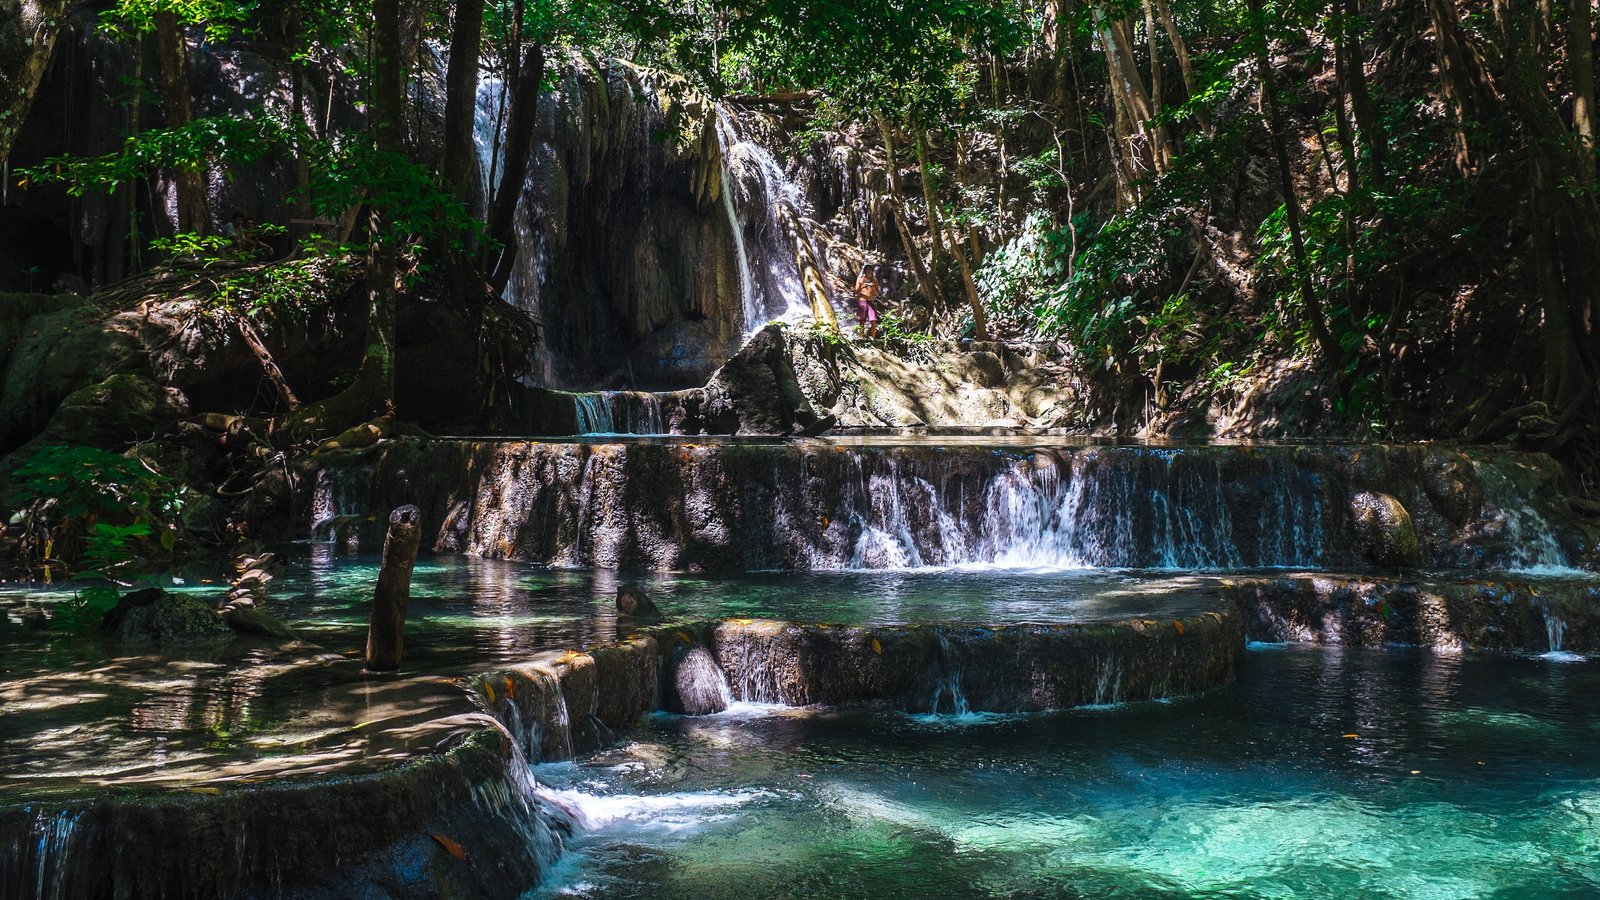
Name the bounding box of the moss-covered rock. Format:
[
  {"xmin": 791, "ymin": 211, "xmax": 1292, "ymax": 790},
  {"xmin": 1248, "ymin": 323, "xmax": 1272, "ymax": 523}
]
[
  {"xmin": 101, "ymin": 588, "xmax": 231, "ymax": 645},
  {"xmin": 1348, "ymin": 490, "xmax": 1422, "ymax": 567},
  {"xmin": 0, "ymin": 304, "xmax": 150, "ymax": 452},
  {"xmin": 29, "ymin": 373, "xmax": 190, "ymax": 451}
]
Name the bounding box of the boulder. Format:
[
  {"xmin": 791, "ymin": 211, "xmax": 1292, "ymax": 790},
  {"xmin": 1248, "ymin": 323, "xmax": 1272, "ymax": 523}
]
[
  {"xmin": 1349, "ymin": 490, "xmax": 1422, "ymax": 567},
  {"xmin": 0, "ymin": 303, "xmax": 148, "ymax": 452},
  {"xmin": 616, "ymin": 584, "xmax": 662, "ymax": 619},
  {"xmin": 1422, "ymin": 452, "xmax": 1484, "ymax": 526},
  {"xmin": 702, "ymin": 324, "xmax": 819, "ymax": 435},
  {"xmin": 26, "ymin": 373, "xmax": 190, "ymax": 451},
  {"xmin": 100, "ymin": 588, "xmax": 232, "ymax": 645},
  {"xmin": 663, "ymin": 646, "xmax": 730, "ymax": 715}
]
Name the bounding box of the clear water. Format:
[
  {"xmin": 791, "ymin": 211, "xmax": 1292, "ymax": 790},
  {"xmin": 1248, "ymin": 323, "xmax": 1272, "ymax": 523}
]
[
  {"xmin": 0, "ymin": 554, "xmax": 1226, "ymax": 791},
  {"xmin": 265, "ymin": 548, "xmax": 1233, "ymax": 669},
  {"xmin": 532, "ymin": 645, "xmax": 1600, "ymax": 898}
]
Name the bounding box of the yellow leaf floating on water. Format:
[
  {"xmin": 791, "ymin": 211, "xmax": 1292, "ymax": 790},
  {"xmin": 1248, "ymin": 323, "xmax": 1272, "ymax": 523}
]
[
  {"xmin": 188, "ymin": 786, "xmax": 222, "ymax": 795},
  {"xmin": 870, "ymin": 638, "xmax": 883, "ymax": 655},
  {"xmin": 1172, "ymin": 620, "xmax": 1185, "ymax": 636},
  {"xmin": 1342, "ymin": 733, "xmax": 1359, "ymax": 739},
  {"xmin": 431, "ymin": 833, "xmax": 469, "ymax": 861}
]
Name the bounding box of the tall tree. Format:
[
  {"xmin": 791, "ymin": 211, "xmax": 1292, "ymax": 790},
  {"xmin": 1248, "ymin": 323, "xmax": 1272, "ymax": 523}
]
[
  {"xmin": 155, "ymin": 11, "xmax": 209, "ymax": 233},
  {"xmin": 441, "ymin": 0, "xmax": 485, "ymax": 208},
  {"xmin": 1248, "ymin": 0, "xmax": 1340, "ymax": 364},
  {"xmin": 483, "ymin": 1, "xmax": 546, "ymax": 297}
]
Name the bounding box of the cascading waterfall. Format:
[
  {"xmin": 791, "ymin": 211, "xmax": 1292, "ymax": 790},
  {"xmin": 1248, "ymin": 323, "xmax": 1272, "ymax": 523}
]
[
  {"xmin": 1533, "ymin": 596, "xmax": 1579, "ymax": 660},
  {"xmin": 715, "ymin": 107, "xmax": 822, "ymax": 331},
  {"xmin": 840, "ymin": 448, "xmax": 1328, "ymax": 571},
  {"xmin": 717, "ymin": 127, "xmax": 760, "ymax": 331},
  {"xmin": 309, "ymin": 442, "xmax": 1595, "ymax": 573},
  {"xmin": 571, "ymin": 391, "xmax": 666, "ymax": 435},
  {"xmin": 473, "ymin": 76, "xmax": 508, "ymax": 205}
]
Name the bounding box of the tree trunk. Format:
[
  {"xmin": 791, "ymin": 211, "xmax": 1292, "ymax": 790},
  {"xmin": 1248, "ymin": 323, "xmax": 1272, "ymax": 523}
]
[
  {"xmin": 1093, "ymin": 4, "xmax": 1169, "ymax": 176},
  {"xmin": 367, "ymin": 0, "xmax": 403, "ymax": 397},
  {"xmin": 1331, "ymin": 18, "xmax": 1364, "ymax": 321},
  {"xmin": 913, "ymin": 130, "xmax": 944, "ymax": 274},
  {"xmin": 1427, "ymin": 0, "xmax": 1498, "ymax": 173},
  {"xmin": 876, "ymin": 114, "xmax": 943, "ymax": 309},
  {"xmin": 365, "ymin": 504, "xmax": 421, "ymax": 671},
  {"xmin": 268, "ymin": 0, "xmax": 403, "ymax": 443},
  {"xmin": 1152, "ymin": 0, "xmax": 1197, "ymax": 103},
  {"xmin": 155, "ymin": 12, "xmax": 208, "ymax": 234},
  {"xmin": 485, "ymin": 41, "xmax": 545, "ymax": 296},
  {"xmin": 1571, "ymin": 0, "xmax": 1596, "ymax": 183},
  {"xmin": 1340, "ymin": 0, "xmax": 1386, "ymax": 178},
  {"xmin": 441, "ymin": 0, "xmax": 484, "ymax": 206},
  {"xmin": 1531, "ymin": 153, "xmax": 1591, "ymax": 409},
  {"xmin": 949, "ymin": 234, "xmax": 991, "ymax": 341},
  {"xmin": 1248, "ymin": 0, "xmax": 1341, "ymax": 364},
  {"xmin": 1143, "ymin": 0, "xmax": 1167, "ymax": 145}
]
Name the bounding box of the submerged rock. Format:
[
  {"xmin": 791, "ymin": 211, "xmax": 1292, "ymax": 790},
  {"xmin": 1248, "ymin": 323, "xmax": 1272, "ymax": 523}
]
[
  {"xmin": 616, "ymin": 584, "xmax": 662, "ymax": 619},
  {"xmin": 1348, "ymin": 490, "xmax": 1421, "ymax": 567}
]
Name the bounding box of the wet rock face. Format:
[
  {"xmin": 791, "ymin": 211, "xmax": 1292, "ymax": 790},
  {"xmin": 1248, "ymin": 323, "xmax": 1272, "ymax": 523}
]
[
  {"xmin": 0, "ymin": 723, "xmax": 561, "ymax": 900},
  {"xmin": 473, "ymin": 637, "xmax": 663, "ymax": 763},
  {"xmin": 1232, "ymin": 575, "xmax": 1600, "ymax": 653},
  {"xmin": 507, "ymin": 60, "xmax": 744, "ymax": 390},
  {"xmin": 1348, "ymin": 490, "xmax": 1421, "ymax": 567},
  {"xmin": 701, "ymin": 611, "xmax": 1245, "ymax": 712},
  {"xmin": 295, "ymin": 441, "xmax": 1585, "ymax": 574}
]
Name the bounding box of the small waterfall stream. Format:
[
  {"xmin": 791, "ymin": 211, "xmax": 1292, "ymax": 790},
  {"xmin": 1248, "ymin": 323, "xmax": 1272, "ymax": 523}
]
[{"xmin": 1474, "ymin": 460, "xmax": 1573, "ymax": 573}]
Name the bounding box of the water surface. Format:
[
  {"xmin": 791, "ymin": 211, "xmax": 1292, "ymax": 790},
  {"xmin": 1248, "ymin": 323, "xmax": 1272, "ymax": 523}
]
[{"xmin": 533, "ymin": 645, "xmax": 1600, "ymax": 898}]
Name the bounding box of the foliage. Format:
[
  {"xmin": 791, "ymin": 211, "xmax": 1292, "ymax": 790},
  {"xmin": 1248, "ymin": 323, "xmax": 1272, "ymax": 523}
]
[
  {"xmin": 100, "ymin": 0, "xmax": 255, "ymax": 41},
  {"xmin": 9, "ymin": 446, "xmax": 183, "ymax": 582},
  {"xmin": 17, "ymin": 116, "xmax": 285, "ymax": 193},
  {"xmin": 212, "ymin": 247, "xmax": 361, "ymax": 319},
  {"xmin": 51, "ymin": 586, "xmax": 123, "ymax": 634}
]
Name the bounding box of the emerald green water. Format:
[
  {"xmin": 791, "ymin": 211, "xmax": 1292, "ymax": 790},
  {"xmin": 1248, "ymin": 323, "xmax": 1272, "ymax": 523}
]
[{"xmin": 531, "ymin": 645, "xmax": 1600, "ymax": 898}]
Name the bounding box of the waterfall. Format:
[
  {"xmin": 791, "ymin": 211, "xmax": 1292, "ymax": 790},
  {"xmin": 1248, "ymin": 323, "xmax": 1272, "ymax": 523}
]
[
  {"xmin": 718, "ymin": 129, "xmax": 760, "ymax": 331},
  {"xmin": 715, "ymin": 107, "xmax": 820, "ymax": 331},
  {"xmin": 839, "ymin": 448, "xmax": 1322, "ymax": 572},
  {"xmin": 473, "ymin": 75, "xmax": 507, "ymax": 207},
  {"xmin": 1474, "ymin": 460, "xmax": 1572, "ymax": 573},
  {"xmin": 1534, "ymin": 596, "xmax": 1582, "ymax": 660},
  {"xmin": 571, "ymin": 391, "xmax": 666, "ymax": 435},
  {"xmin": 928, "ymin": 633, "xmax": 971, "ymax": 716}
]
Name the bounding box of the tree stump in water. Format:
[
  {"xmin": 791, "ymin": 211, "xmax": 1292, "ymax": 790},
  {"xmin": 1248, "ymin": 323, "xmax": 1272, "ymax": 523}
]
[{"xmin": 365, "ymin": 504, "xmax": 421, "ymax": 671}]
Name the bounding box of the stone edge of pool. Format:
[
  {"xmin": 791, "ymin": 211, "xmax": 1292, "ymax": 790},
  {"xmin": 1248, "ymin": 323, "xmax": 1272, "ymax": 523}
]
[{"xmin": 6, "ymin": 574, "xmax": 1600, "ymax": 899}]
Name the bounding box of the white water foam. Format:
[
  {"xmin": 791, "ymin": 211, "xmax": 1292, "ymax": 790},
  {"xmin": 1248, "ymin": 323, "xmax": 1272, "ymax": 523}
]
[{"xmin": 534, "ymin": 785, "xmax": 769, "ymax": 832}]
